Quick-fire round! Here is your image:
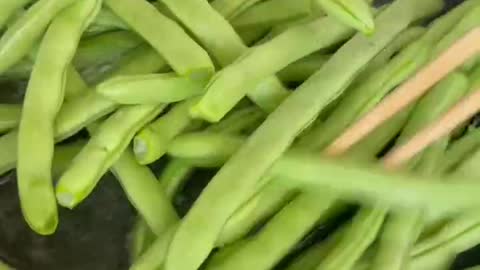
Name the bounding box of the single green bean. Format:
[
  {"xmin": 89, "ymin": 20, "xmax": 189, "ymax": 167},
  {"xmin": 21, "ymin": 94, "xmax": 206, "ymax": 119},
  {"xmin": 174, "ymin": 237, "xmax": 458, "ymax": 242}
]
[
  {"xmin": 237, "ymin": 25, "xmax": 271, "ymax": 45},
  {"xmin": 231, "ymin": 0, "xmax": 312, "ymax": 29},
  {"xmin": 112, "ymin": 149, "xmax": 177, "ymax": 235},
  {"xmin": 0, "ymin": 0, "xmax": 76, "ymax": 75},
  {"xmin": 55, "ymin": 104, "xmax": 166, "ymax": 209},
  {"xmin": 277, "ymin": 53, "xmax": 330, "ymax": 83},
  {"xmin": 165, "ymin": 2, "xmax": 443, "ymax": 269},
  {"xmin": 191, "ymin": 13, "xmax": 357, "ymax": 122},
  {"xmin": 105, "ymin": 0, "xmax": 214, "ymax": 81},
  {"xmin": 273, "ymin": 151, "xmax": 480, "ymax": 211},
  {"xmin": 0, "ymin": 104, "xmax": 21, "ymax": 133},
  {"xmin": 167, "ymin": 132, "xmax": 246, "ymax": 168},
  {"xmin": 0, "ymin": 0, "xmax": 33, "ymax": 29},
  {"xmin": 313, "ymin": 0, "xmax": 375, "ymax": 34},
  {"xmin": 211, "ymin": 0, "xmax": 263, "ymax": 19},
  {"xmin": 17, "ymin": 0, "xmax": 100, "ymax": 235},
  {"xmin": 97, "ymin": 73, "xmax": 206, "ymax": 105}
]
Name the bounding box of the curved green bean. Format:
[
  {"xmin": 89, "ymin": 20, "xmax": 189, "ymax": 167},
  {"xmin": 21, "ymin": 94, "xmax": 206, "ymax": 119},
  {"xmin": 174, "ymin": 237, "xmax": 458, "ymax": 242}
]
[
  {"xmin": 0, "ymin": 104, "xmax": 21, "ymax": 133},
  {"xmin": 105, "ymin": 0, "xmax": 214, "ymax": 81},
  {"xmin": 165, "ymin": 2, "xmax": 443, "ymax": 269},
  {"xmin": 55, "ymin": 104, "xmax": 166, "ymax": 209},
  {"xmin": 17, "ymin": 0, "xmax": 100, "ymax": 235},
  {"xmin": 97, "ymin": 73, "xmax": 206, "ymax": 105},
  {"xmin": 0, "ymin": 0, "xmax": 76, "ymax": 75},
  {"xmin": 313, "ymin": 0, "xmax": 375, "ymax": 34}
]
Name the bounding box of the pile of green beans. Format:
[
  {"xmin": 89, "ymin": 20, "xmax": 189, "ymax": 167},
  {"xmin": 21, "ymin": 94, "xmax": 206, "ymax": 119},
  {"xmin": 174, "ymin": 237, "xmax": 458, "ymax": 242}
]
[{"xmin": 2, "ymin": 0, "xmax": 480, "ymax": 270}]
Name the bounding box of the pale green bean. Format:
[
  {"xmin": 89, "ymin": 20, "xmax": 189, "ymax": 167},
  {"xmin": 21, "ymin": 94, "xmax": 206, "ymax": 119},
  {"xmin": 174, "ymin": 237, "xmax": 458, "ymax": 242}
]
[
  {"xmin": 313, "ymin": 0, "xmax": 375, "ymax": 34},
  {"xmin": 17, "ymin": 0, "xmax": 100, "ymax": 235},
  {"xmin": 97, "ymin": 73, "xmax": 206, "ymax": 105}
]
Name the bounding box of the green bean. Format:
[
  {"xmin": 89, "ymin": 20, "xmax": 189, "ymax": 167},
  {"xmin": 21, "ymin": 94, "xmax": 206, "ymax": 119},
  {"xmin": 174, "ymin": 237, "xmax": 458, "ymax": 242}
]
[
  {"xmin": 165, "ymin": 2, "xmax": 443, "ymax": 268},
  {"xmin": 316, "ymin": 206, "xmax": 387, "ymax": 270},
  {"xmin": 134, "ymin": 99, "xmax": 200, "ymax": 165},
  {"xmin": 313, "ymin": 0, "xmax": 375, "ymax": 34},
  {"xmin": 97, "ymin": 73, "xmax": 206, "ymax": 105},
  {"xmin": 277, "ymin": 53, "xmax": 329, "ymax": 83},
  {"xmin": 112, "ymin": 148, "xmax": 177, "ymax": 235},
  {"xmin": 104, "ymin": 0, "xmax": 214, "ymax": 81},
  {"xmin": 55, "ymin": 44, "xmax": 168, "ymax": 141},
  {"xmin": 159, "ymin": 159, "xmax": 195, "ymax": 200},
  {"xmin": 0, "ymin": 104, "xmax": 21, "ymax": 133},
  {"xmin": 0, "ymin": 131, "xmax": 18, "ymax": 175},
  {"xmin": 272, "ymin": 151, "xmax": 480, "ymax": 211},
  {"xmin": 73, "ymin": 31, "xmax": 143, "ymax": 71},
  {"xmin": 0, "ymin": 0, "xmax": 77, "ymax": 75},
  {"xmin": 191, "ymin": 13, "xmax": 357, "ymax": 122},
  {"xmin": 206, "ymin": 192, "xmax": 337, "ymax": 270},
  {"xmin": 64, "ymin": 66, "xmax": 89, "ymax": 101},
  {"xmin": 298, "ymin": 39, "xmax": 432, "ymax": 149},
  {"xmin": 17, "ymin": 0, "xmax": 100, "ymax": 235},
  {"xmin": 211, "ymin": 0, "xmax": 263, "ymax": 19},
  {"xmin": 0, "ymin": 0, "xmax": 33, "ymax": 29},
  {"xmin": 215, "ymin": 181, "xmax": 297, "ymax": 247},
  {"xmin": 167, "ymin": 132, "xmax": 245, "ymax": 168},
  {"xmin": 231, "ymin": 0, "xmax": 312, "ymax": 29},
  {"xmin": 55, "ymin": 104, "xmax": 166, "ymax": 209},
  {"xmin": 161, "ymin": 0, "xmax": 290, "ymax": 112}
]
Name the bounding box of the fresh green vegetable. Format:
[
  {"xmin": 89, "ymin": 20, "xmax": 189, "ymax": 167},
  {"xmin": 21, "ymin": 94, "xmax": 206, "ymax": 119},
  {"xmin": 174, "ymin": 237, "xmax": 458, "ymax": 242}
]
[
  {"xmin": 165, "ymin": 2, "xmax": 443, "ymax": 269},
  {"xmin": 17, "ymin": 0, "xmax": 101, "ymax": 235},
  {"xmin": 313, "ymin": 0, "xmax": 375, "ymax": 34}
]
